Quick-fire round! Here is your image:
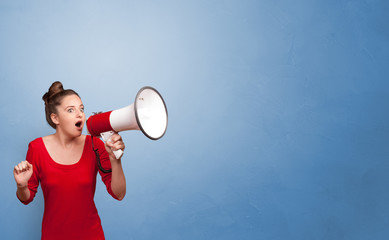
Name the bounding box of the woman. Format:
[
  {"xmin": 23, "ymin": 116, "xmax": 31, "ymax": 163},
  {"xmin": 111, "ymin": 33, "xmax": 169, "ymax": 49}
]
[{"xmin": 13, "ymin": 81, "xmax": 126, "ymax": 239}]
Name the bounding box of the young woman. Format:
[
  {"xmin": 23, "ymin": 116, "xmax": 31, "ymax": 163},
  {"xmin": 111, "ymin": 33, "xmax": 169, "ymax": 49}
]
[{"xmin": 13, "ymin": 81, "xmax": 126, "ymax": 239}]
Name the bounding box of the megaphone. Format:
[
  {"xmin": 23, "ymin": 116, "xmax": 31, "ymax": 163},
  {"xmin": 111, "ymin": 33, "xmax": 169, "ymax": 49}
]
[{"xmin": 87, "ymin": 86, "xmax": 168, "ymax": 159}]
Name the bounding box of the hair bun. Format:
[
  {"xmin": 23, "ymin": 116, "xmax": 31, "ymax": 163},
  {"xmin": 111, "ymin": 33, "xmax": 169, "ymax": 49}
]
[
  {"xmin": 42, "ymin": 81, "xmax": 64, "ymax": 104},
  {"xmin": 42, "ymin": 81, "xmax": 79, "ymax": 129}
]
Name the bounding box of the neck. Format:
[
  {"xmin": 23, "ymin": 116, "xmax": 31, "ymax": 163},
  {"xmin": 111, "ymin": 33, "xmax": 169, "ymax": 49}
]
[{"xmin": 53, "ymin": 130, "xmax": 81, "ymax": 149}]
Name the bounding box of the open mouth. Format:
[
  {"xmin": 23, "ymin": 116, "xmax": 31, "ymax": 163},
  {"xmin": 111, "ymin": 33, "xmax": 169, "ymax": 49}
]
[{"xmin": 75, "ymin": 121, "xmax": 82, "ymax": 128}]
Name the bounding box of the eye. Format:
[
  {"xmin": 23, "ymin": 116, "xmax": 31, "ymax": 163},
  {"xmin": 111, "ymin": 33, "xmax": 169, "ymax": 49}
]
[
  {"xmin": 80, "ymin": 107, "xmax": 85, "ymax": 113},
  {"xmin": 67, "ymin": 108, "xmax": 74, "ymax": 113}
]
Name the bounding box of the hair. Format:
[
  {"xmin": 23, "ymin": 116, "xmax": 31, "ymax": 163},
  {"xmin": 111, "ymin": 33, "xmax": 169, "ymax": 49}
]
[{"xmin": 42, "ymin": 81, "xmax": 80, "ymax": 129}]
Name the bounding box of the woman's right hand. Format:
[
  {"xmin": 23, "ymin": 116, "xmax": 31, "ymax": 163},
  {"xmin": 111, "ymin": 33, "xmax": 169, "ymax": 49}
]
[{"xmin": 13, "ymin": 160, "xmax": 33, "ymax": 188}]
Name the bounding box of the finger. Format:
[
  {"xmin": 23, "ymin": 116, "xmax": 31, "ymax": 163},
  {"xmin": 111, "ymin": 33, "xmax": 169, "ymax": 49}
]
[
  {"xmin": 106, "ymin": 141, "xmax": 114, "ymax": 148},
  {"xmin": 26, "ymin": 161, "xmax": 33, "ymax": 170},
  {"xmin": 120, "ymin": 143, "xmax": 125, "ymax": 151},
  {"xmin": 20, "ymin": 162, "xmax": 27, "ymax": 171},
  {"xmin": 120, "ymin": 142, "xmax": 125, "ymax": 150},
  {"xmin": 110, "ymin": 134, "xmax": 122, "ymax": 143},
  {"xmin": 114, "ymin": 142, "xmax": 125, "ymax": 151},
  {"xmin": 25, "ymin": 162, "xmax": 30, "ymax": 171},
  {"xmin": 113, "ymin": 145, "xmax": 120, "ymax": 151},
  {"xmin": 14, "ymin": 165, "xmax": 21, "ymax": 174},
  {"xmin": 22, "ymin": 161, "xmax": 27, "ymax": 170},
  {"xmin": 17, "ymin": 163, "xmax": 23, "ymax": 171},
  {"xmin": 18, "ymin": 162, "xmax": 28, "ymax": 172}
]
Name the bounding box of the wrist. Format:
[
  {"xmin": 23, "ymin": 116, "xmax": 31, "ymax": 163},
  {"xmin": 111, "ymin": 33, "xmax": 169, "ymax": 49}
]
[
  {"xmin": 109, "ymin": 157, "xmax": 123, "ymax": 169},
  {"xmin": 17, "ymin": 183, "xmax": 28, "ymax": 189},
  {"xmin": 110, "ymin": 156, "xmax": 122, "ymax": 163}
]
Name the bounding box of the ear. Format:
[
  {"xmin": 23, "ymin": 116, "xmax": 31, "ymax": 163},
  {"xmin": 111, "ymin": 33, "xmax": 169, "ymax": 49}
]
[{"xmin": 51, "ymin": 113, "xmax": 60, "ymax": 125}]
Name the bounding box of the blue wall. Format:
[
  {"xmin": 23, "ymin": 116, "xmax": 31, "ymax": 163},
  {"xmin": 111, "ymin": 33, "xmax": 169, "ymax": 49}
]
[{"xmin": 1, "ymin": 0, "xmax": 389, "ymax": 239}]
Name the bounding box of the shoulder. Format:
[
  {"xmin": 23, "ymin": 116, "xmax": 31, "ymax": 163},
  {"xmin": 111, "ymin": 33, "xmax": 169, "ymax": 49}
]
[
  {"xmin": 28, "ymin": 137, "xmax": 44, "ymax": 149},
  {"xmin": 41, "ymin": 134, "xmax": 55, "ymax": 145},
  {"xmin": 84, "ymin": 134, "xmax": 105, "ymax": 150},
  {"xmin": 89, "ymin": 135, "xmax": 107, "ymax": 156},
  {"xmin": 89, "ymin": 135, "xmax": 104, "ymax": 146},
  {"xmin": 26, "ymin": 137, "xmax": 45, "ymax": 165}
]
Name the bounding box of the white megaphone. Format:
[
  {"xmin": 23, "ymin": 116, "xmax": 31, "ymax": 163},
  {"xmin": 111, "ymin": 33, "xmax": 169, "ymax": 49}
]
[{"xmin": 86, "ymin": 86, "xmax": 168, "ymax": 159}]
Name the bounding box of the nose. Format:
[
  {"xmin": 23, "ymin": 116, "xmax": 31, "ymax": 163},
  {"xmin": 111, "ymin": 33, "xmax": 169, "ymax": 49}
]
[{"xmin": 77, "ymin": 109, "xmax": 84, "ymax": 118}]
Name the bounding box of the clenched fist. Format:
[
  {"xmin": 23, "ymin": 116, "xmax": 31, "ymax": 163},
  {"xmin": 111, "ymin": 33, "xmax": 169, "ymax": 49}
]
[{"xmin": 14, "ymin": 160, "xmax": 33, "ymax": 188}]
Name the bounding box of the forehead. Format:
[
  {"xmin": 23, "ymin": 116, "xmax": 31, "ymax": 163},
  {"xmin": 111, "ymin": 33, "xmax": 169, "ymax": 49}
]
[{"xmin": 60, "ymin": 94, "xmax": 83, "ymax": 106}]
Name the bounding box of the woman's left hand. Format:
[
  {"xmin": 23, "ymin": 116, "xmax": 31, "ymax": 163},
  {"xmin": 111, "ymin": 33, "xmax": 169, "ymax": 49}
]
[{"xmin": 105, "ymin": 133, "xmax": 125, "ymax": 160}]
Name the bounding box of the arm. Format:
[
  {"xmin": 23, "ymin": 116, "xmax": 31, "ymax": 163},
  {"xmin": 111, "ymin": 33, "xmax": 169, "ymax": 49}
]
[{"xmin": 105, "ymin": 134, "xmax": 126, "ymax": 200}]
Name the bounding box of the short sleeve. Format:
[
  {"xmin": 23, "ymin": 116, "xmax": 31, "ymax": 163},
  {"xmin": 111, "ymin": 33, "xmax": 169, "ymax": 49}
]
[
  {"xmin": 93, "ymin": 137, "xmax": 120, "ymax": 200},
  {"xmin": 18, "ymin": 141, "xmax": 40, "ymax": 205}
]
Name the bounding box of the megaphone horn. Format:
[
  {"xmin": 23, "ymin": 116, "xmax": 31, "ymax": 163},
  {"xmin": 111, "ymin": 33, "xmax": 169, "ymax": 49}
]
[{"xmin": 87, "ymin": 86, "xmax": 168, "ymax": 159}]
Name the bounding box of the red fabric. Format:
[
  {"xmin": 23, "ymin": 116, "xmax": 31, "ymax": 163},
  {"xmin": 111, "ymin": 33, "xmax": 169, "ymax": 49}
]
[
  {"xmin": 86, "ymin": 111, "xmax": 113, "ymax": 136},
  {"xmin": 19, "ymin": 135, "xmax": 118, "ymax": 240}
]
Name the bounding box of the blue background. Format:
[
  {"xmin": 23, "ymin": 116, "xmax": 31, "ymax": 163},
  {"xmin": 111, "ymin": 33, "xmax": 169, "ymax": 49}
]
[{"xmin": 1, "ymin": 0, "xmax": 389, "ymax": 239}]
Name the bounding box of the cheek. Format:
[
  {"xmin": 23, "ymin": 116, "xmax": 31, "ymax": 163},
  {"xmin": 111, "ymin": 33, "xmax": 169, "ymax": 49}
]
[{"xmin": 60, "ymin": 116, "xmax": 74, "ymax": 126}]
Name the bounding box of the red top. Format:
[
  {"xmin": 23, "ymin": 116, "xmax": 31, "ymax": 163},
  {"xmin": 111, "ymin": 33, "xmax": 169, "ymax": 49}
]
[{"xmin": 19, "ymin": 135, "xmax": 118, "ymax": 240}]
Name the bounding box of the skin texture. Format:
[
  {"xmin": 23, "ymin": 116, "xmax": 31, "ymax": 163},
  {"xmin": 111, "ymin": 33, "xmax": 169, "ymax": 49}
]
[{"xmin": 14, "ymin": 94, "xmax": 126, "ymax": 201}]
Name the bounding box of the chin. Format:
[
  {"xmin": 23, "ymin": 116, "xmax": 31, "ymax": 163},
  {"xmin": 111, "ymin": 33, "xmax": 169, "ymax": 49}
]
[
  {"xmin": 76, "ymin": 129, "xmax": 84, "ymax": 136},
  {"xmin": 70, "ymin": 129, "xmax": 83, "ymax": 138}
]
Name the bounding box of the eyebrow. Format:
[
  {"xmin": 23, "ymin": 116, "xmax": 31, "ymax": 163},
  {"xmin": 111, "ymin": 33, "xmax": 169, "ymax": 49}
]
[{"xmin": 64, "ymin": 104, "xmax": 84, "ymax": 109}]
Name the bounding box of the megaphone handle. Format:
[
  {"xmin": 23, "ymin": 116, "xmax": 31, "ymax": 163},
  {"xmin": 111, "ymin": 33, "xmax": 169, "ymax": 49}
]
[{"xmin": 100, "ymin": 131, "xmax": 123, "ymax": 159}]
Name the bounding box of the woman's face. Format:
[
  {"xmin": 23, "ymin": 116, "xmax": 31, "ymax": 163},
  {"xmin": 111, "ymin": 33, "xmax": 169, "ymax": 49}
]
[{"xmin": 51, "ymin": 94, "xmax": 85, "ymax": 137}]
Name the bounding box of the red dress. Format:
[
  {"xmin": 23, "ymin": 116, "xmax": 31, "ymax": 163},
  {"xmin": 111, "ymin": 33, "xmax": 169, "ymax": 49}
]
[{"xmin": 18, "ymin": 135, "xmax": 118, "ymax": 240}]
